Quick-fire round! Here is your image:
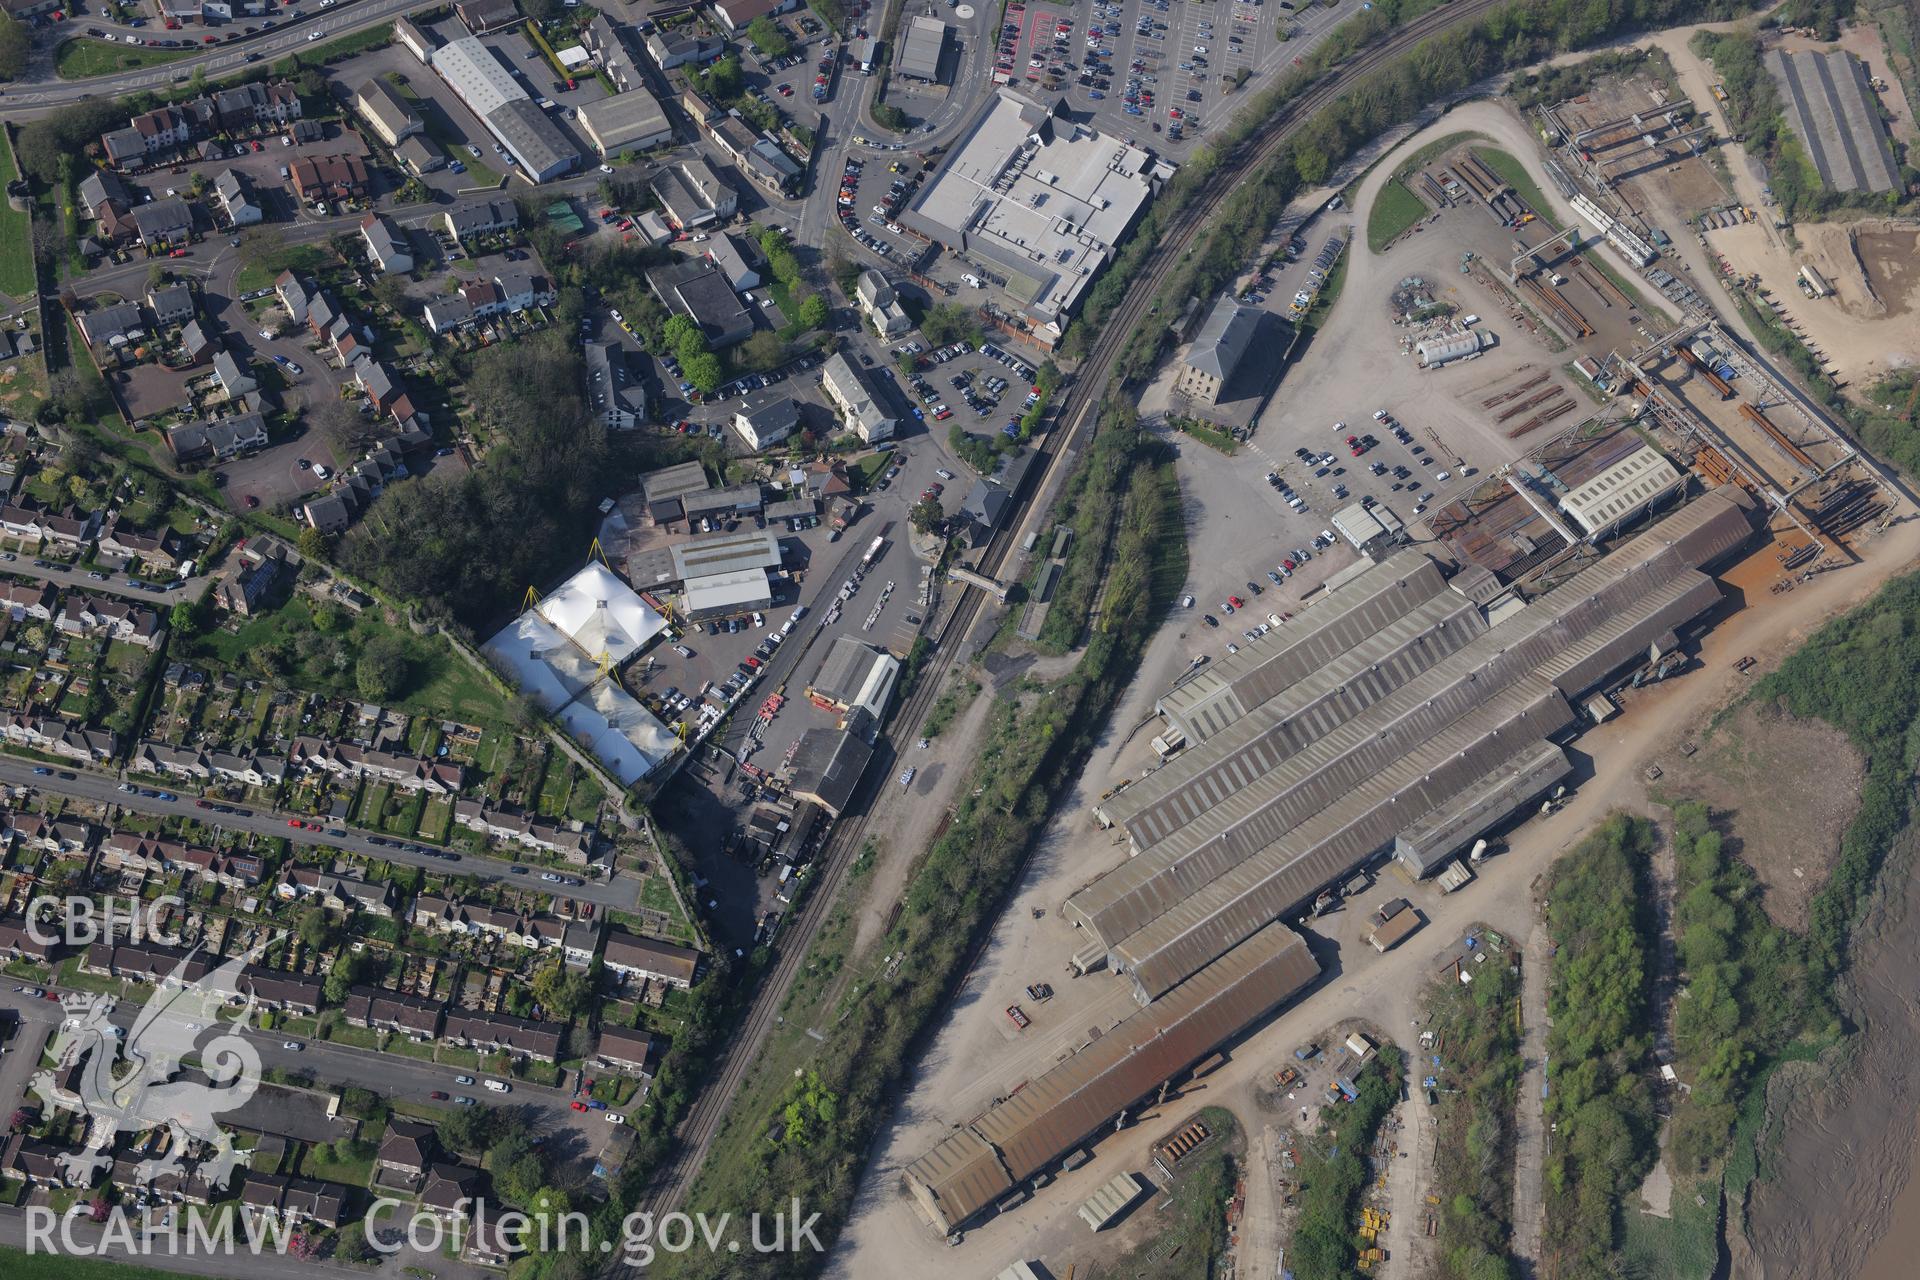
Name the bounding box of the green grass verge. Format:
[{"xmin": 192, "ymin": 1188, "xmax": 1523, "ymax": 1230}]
[
  {"xmin": 295, "ymin": 25, "xmax": 393, "ymax": 67},
  {"xmin": 1170, "ymin": 416, "xmax": 1238, "ymax": 454},
  {"xmin": 232, "ymin": 241, "xmax": 327, "ymax": 297},
  {"xmin": 0, "ymin": 1242, "xmax": 262, "ymax": 1278},
  {"xmin": 55, "ymin": 38, "xmax": 194, "ymax": 80},
  {"xmin": 0, "ymin": 138, "xmax": 34, "ymax": 297},
  {"xmin": 1300, "ymin": 246, "xmax": 1350, "ymax": 334},
  {"xmin": 1619, "ymin": 1177, "xmax": 1722, "ymax": 1280},
  {"xmin": 1365, "ymin": 179, "xmax": 1428, "ymax": 252}
]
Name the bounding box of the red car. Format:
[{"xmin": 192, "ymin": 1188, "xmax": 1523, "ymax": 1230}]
[
  {"xmin": 287, "ymin": 819, "xmax": 305, "ymax": 829},
  {"xmin": 196, "ymin": 799, "xmax": 213, "ymax": 809},
  {"xmin": 744, "ymin": 656, "xmax": 762, "ymax": 669},
  {"xmin": 430, "ymin": 1091, "xmax": 449, "ymax": 1100},
  {"xmin": 570, "ymin": 1101, "xmax": 589, "ymax": 1112},
  {"xmin": 1228, "ymin": 595, "xmax": 1245, "ymax": 609},
  {"xmin": 244, "ymin": 495, "xmax": 260, "ymax": 509}
]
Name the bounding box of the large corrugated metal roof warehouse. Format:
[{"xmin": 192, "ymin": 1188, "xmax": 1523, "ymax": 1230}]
[
  {"xmin": 667, "ymin": 529, "xmax": 781, "ymax": 580},
  {"xmin": 905, "ymin": 922, "xmax": 1319, "ymax": 1233},
  {"xmin": 1071, "ymin": 489, "xmax": 1753, "ymax": 1001}
]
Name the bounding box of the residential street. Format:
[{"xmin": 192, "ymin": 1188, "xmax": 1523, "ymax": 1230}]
[
  {"xmin": 0, "ymin": 0, "xmax": 427, "ymax": 117},
  {"xmin": 0, "ymin": 756, "xmax": 640, "ymax": 912},
  {"xmin": 6, "ymin": 557, "xmax": 210, "ymax": 608},
  {"xmin": 0, "ymin": 987, "xmax": 598, "ymax": 1125}
]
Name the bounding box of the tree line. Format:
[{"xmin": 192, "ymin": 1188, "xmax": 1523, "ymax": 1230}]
[
  {"xmin": 1540, "ymin": 814, "xmax": 1658, "ymax": 1280},
  {"xmin": 1666, "ymin": 801, "xmax": 1819, "ymax": 1175}
]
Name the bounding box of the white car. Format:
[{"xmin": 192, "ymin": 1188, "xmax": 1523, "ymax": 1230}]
[
  {"xmin": 1180, "ymin": 593, "xmax": 1195, "ymax": 608},
  {"xmin": 454, "ymin": 1075, "xmax": 475, "ymax": 1085},
  {"xmin": 604, "ymin": 1113, "xmax": 626, "ymax": 1125},
  {"xmin": 898, "ymin": 766, "xmax": 916, "ymax": 787},
  {"xmin": 483, "ymin": 1079, "xmax": 511, "ymax": 1093},
  {"xmin": 282, "ymin": 1041, "xmax": 304, "ymax": 1051},
  {"xmin": 307, "ymin": 29, "xmax": 323, "ymax": 41},
  {"xmin": 599, "ymin": 164, "xmax": 613, "ymax": 174}
]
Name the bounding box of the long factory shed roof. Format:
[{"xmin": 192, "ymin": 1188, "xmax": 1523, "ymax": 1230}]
[
  {"xmin": 1154, "ymin": 550, "xmax": 1449, "ymax": 744},
  {"xmin": 1101, "ymin": 586, "xmax": 1488, "ymax": 844},
  {"xmin": 904, "ymin": 921, "xmax": 1319, "ymax": 1232},
  {"xmin": 1069, "ymin": 488, "xmax": 1754, "ymax": 1001}
]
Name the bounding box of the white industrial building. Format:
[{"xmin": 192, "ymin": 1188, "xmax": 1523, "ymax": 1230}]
[
  {"xmin": 1415, "ymin": 330, "xmax": 1485, "ymax": 368},
  {"xmin": 483, "ymin": 561, "xmax": 678, "ymax": 784},
  {"xmin": 681, "ymin": 568, "xmax": 775, "ymax": 620},
  {"xmin": 902, "ymin": 90, "xmax": 1170, "ymax": 337},
  {"xmin": 433, "ymin": 36, "xmax": 524, "ymax": 117},
  {"xmin": 1558, "ymin": 445, "xmax": 1684, "ymax": 540},
  {"xmin": 431, "ymin": 36, "xmax": 577, "ymax": 180},
  {"xmin": 1331, "ymin": 501, "xmax": 1405, "ymax": 554},
  {"xmin": 555, "ymin": 682, "xmax": 680, "ymax": 786},
  {"xmin": 578, "ymin": 88, "xmax": 673, "ymax": 157}
]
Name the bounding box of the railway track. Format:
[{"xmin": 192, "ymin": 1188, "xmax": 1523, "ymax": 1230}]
[{"xmin": 641, "ymin": 0, "xmax": 1509, "ymax": 1218}]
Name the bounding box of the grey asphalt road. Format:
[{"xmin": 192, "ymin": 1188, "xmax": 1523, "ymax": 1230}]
[
  {"xmin": 0, "ymin": 756, "xmax": 640, "ymax": 912},
  {"xmin": 3, "ymin": 556, "xmax": 211, "ymax": 607},
  {"xmin": 1, "ymin": 0, "xmax": 428, "ymax": 117},
  {"xmin": 0, "ymin": 988, "xmax": 597, "ymax": 1125}
]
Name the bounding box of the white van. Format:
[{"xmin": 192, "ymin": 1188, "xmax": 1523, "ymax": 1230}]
[
  {"xmin": 962, "ymin": 274, "xmax": 982, "ymax": 288},
  {"xmin": 484, "ymin": 1079, "xmax": 511, "ymax": 1093}
]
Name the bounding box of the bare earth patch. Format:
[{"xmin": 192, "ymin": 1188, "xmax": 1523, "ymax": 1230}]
[{"xmin": 1659, "ymin": 698, "xmax": 1862, "ymax": 929}]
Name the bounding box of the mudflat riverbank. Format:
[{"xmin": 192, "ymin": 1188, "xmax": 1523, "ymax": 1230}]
[{"xmin": 1742, "ymin": 836, "xmax": 1920, "ymax": 1277}]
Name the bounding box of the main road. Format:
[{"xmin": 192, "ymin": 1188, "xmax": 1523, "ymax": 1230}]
[
  {"xmin": 0, "ymin": 0, "xmax": 427, "ymax": 116},
  {"xmin": 0, "ymin": 756, "xmax": 640, "ymax": 912}
]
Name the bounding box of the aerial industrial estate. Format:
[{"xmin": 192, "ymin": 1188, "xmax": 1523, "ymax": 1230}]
[{"xmin": 0, "ymin": 1, "xmax": 1917, "ymax": 1279}]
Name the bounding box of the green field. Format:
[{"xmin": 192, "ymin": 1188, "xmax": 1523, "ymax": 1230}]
[
  {"xmin": 232, "ymin": 241, "xmax": 326, "ymax": 297},
  {"xmin": 0, "ymin": 139, "xmax": 33, "ymax": 297},
  {"xmin": 185, "ymin": 598, "xmax": 517, "ymax": 726},
  {"xmin": 1366, "ymin": 178, "xmax": 1428, "ymax": 252},
  {"xmin": 55, "ymin": 38, "xmax": 194, "ymax": 81}
]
